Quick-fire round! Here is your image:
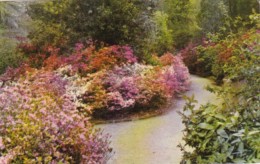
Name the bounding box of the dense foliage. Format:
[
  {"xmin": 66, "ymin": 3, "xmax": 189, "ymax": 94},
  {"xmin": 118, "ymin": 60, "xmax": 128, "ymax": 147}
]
[
  {"xmin": 181, "ymin": 14, "xmax": 259, "ymax": 83},
  {"xmin": 27, "ymin": 0, "xmax": 202, "ymax": 60},
  {"xmin": 161, "ymin": 0, "xmax": 197, "ymax": 49},
  {"xmin": 198, "ymin": 0, "xmax": 229, "ymax": 35},
  {"xmin": 179, "ymin": 15, "xmax": 260, "ymax": 163},
  {"xmin": 227, "ymin": 0, "xmax": 259, "ymax": 20},
  {"xmin": 28, "ymin": 0, "xmax": 154, "ymax": 58},
  {"xmin": 0, "ymin": 2, "xmax": 26, "ymax": 74},
  {"xmin": 197, "ymin": 0, "xmax": 259, "ymax": 37},
  {"xmin": 0, "ymin": 37, "xmax": 23, "ymax": 74}
]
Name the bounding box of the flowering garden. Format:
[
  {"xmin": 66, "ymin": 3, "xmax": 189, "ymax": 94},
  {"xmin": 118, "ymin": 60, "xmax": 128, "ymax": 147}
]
[
  {"xmin": 0, "ymin": 0, "xmax": 259, "ymax": 163},
  {"xmin": 0, "ymin": 42, "xmax": 190, "ymax": 162}
]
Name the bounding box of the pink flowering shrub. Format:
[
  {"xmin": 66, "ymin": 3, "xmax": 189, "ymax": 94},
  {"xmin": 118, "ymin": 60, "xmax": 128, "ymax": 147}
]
[
  {"xmin": 160, "ymin": 53, "xmax": 190, "ymax": 92},
  {"xmin": 0, "ymin": 70, "xmax": 111, "ymax": 163},
  {"xmin": 103, "ymin": 67, "xmax": 140, "ymax": 111},
  {"xmin": 80, "ymin": 55, "xmax": 190, "ymax": 118},
  {"xmin": 170, "ymin": 54, "xmax": 190, "ymax": 91},
  {"xmin": 156, "ymin": 66, "xmax": 179, "ymax": 95},
  {"xmin": 79, "ymin": 64, "xmax": 150, "ymax": 115}
]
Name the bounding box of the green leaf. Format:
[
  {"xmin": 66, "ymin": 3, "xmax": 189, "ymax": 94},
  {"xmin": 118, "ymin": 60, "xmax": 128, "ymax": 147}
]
[
  {"xmin": 214, "ymin": 114, "xmax": 226, "ymax": 121},
  {"xmin": 232, "ymin": 133, "xmax": 244, "ymax": 137},
  {"xmin": 238, "ymin": 142, "xmax": 244, "ymax": 155},
  {"xmin": 198, "ymin": 123, "xmax": 214, "ymax": 130},
  {"xmin": 233, "ymin": 158, "xmax": 246, "ymax": 163},
  {"xmin": 217, "ymin": 129, "xmax": 229, "ymax": 138},
  {"xmin": 231, "ymin": 138, "xmax": 240, "ymax": 144},
  {"xmin": 248, "ymin": 130, "xmax": 260, "ymax": 136},
  {"xmin": 227, "ymin": 146, "xmax": 235, "ymax": 157}
]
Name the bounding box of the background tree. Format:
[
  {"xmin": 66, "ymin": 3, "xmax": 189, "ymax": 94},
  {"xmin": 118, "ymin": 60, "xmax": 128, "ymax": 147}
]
[
  {"xmin": 197, "ymin": 0, "xmax": 229, "ymax": 36},
  {"xmin": 225, "ymin": 0, "xmax": 259, "ymax": 32},
  {"xmin": 28, "ymin": 0, "xmax": 153, "ymax": 59},
  {"xmin": 143, "ymin": 10, "xmax": 174, "ymax": 57},
  {"xmin": 0, "ymin": 2, "xmax": 25, "ymax": 74},
  {"xmin": 226, "ymin": 0, "xmax": 258, "ymax": 19},
  {"xmin": 161, "ymin": 0, "xmax": 198, "ymax": 49}
]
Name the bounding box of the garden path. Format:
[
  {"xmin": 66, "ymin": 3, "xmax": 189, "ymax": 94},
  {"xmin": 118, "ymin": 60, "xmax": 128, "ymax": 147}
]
[{"xmin": 97, "ymin": 75, "xmax": 219, "ymax": 164}]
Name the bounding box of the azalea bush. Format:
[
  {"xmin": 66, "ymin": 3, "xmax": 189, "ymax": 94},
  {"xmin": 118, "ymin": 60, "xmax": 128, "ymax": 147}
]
[
  {"xmin": 81, "ymin": 65, "xmax": 168, "ymax": 119},
  {"xmin": 23, "ymin": 45, "xmax": 189, "ymax": 119},
  {"xmin": 20, "ymin": 43, "xmax": 137, "ymax": 74},
  {"xmin": 44, "ymin": 44, "xmax": 189, "ymax": 117},
  {"xmin": 2, "ymin": 43, "xmax": 190, "ymax": 120},
  {"xmin": 161, "ymin": 53, "xmax": 190, "ymax": 92},
  {"xmin": 0, "ymin": 69, "xmax": 112, "ymax": 163},
  {"xmin": 78, "ymin": 53, "xmax": 190, "ymax": 118}
]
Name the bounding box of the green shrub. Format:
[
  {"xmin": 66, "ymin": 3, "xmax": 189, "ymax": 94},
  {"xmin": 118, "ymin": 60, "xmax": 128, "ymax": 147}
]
[
  {"xmin": 179, "ymin": 26, "xmax": 260, "ymax": 163},
  {"xmin": 180, "ymin": 91, "xmax": 260, "ymax": 163},
  {"xmin": 145, "ymin": 11, "xmax": 173, "ymax": 56},
  {"xmin": 0, "ymin": 37, "xmax": 23, "ymax": 74}
]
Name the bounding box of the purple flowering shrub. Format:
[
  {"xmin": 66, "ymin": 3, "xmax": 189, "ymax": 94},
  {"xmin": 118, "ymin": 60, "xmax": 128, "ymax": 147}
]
[
  {"xmin": 103, "ymin": 66, "xmax": 140, "ymax": 111},
  {"xmin": 0, "ymin": 70, "xmax": 111, "ymax": 163}
]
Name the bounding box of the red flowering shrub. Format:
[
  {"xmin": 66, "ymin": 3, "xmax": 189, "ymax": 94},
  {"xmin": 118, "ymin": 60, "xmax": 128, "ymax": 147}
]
[
  {"xmin": 18, "ymin": 43, "xmax": 60, "ymax": 68},
  {"xmin": 42, "ymin": 44, "xmax": 137, "ymax": 76},
  {"xmin": 159, "ymin": 52, "xmax": 176, "ymax": 66},
  {"xmin": 179, "ymin": 43, "xmax": 198, "ymax": 74},
  {"xmin": 18, "ymin": 42, "xmax": 37, "ymax": 55},
  {"xmin": 43, "ymin": 54, "xmax": 63, "ymax": 71}
]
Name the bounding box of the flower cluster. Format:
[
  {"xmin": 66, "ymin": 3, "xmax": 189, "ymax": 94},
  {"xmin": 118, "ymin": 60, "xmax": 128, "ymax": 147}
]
[
  {"xmin": 2, "ymin": 44, "xmax": 190, "ymax": 116},
  {"xmin": 80, "ymin": 53, "xmax": 190, "ymax": 116},
  {"xmin": 41, "ymin": 45, "xmax": 137, "ymax": 75},
  {"xmin": 0, "ymin": 70, "xmax": 111, "ymax": 163}
]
